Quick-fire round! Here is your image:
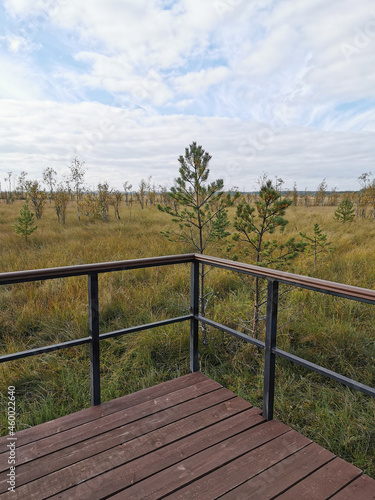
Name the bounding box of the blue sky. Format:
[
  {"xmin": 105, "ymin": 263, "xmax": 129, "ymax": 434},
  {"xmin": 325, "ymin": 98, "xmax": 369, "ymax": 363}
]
[{"xmin": 0, "ymin": 0, "xmax": 374, "ymax": 191}]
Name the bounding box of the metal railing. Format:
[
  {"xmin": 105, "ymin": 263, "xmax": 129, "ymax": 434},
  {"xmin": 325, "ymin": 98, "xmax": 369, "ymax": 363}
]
[{"xmin": 0, "ymin": 254, "xmax": 374, "ymax": 420}]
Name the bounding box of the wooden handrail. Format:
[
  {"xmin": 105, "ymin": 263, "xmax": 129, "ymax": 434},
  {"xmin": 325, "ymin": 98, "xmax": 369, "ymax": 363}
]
[
  {"xmin": 1, "ymin": 254, "xmax": 374, "ymax": 413},
  {"xmin": 196, "ymin": 254, "xmax": 375, "ymax": 304},
  {"xmin": 1, "ymin": 253, "xmax": 374, "ymax": 304},
  {"xmin": 0, "ymin": 254, "xmax": 196, "ymax": 285}
]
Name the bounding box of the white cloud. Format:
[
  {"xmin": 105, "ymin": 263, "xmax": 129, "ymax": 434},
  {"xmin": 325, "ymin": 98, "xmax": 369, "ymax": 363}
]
[
  {"xmin": 68, "ymin": 52, "xmax": 173, "ymax": 105},
  {"xmin": 1, "ymin": 34, "xmax": 39, "ymax": 52},
  {"xmin": 1, "ymin": 0, "xmax": 374, "ymax": 192},
  {"xmin": 0, "ymin": 100, "xmax": 374, "ymax": 192},
  {"xmin": 173, "ymin": 66, "xmax": 229, "ymax": 95},
  {"xmin": 173, "ymin": 99, "xmax": 194, "ymax": 109},
  {"xmin": 0, "ymin": 54, "xmax": 44, "ymax": 99},
  {"xmin": 43, "ymin": 0, "xmax": 218, "ymax": 69}
]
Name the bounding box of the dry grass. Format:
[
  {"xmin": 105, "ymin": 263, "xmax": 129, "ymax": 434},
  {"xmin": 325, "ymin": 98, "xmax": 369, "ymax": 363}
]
[{"xmin": 0, "ymin": 198, "xmax": 374, "ymax": 477}]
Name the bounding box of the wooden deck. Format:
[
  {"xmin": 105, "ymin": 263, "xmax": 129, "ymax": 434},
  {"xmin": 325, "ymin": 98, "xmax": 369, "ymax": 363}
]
[{"xmin": 0, "ymin": 372, "xmax": 374, "ymax": 499}]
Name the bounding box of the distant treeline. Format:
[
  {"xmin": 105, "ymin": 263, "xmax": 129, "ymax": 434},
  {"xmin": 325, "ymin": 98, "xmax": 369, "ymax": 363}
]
[{"xmin": 1, "ymin": 158, "xmax": 374, "ymax": 222}]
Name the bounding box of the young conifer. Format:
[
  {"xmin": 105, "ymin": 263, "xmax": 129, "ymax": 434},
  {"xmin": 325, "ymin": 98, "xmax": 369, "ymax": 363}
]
[
  {"xmin": 300, "ymin": 223, "xmax": 333, "ymax": 270},
  {"xmin": 334, "ymin": 199, "xmax": 355, "ymax": 223},
  {"xmin": 158, "ymin": 141, "xmax": 238, "ymax": 344},
  {"xmin": 13, "ymin": 203, "xmax": 38, "ymax": 241},
  {"xmin": 233, "ymin": 178, "xmax": 305, "ymax": 336}
]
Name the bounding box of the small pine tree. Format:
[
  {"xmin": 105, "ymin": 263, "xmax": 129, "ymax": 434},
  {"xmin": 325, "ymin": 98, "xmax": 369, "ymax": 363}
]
[
  {"xmin": 233, "ymin": 178, "xmax": 305, "ymax": 336},
  {"xmin": 158, "ymin": 141, "xmax": 238, "ymax": 344},
  {"xmin": 334, "ymin": 199, "xmax": 355, "ymax": 223},
  {"xmin": 13, "ymin": 203, "xmax": 38, "ymax": 240},
  {"xmin": 300, "ymin": 223, "xmax": 333, "ymax": 270}
]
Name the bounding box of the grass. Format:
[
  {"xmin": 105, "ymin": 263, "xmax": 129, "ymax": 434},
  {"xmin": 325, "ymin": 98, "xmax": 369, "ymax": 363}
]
[{"xmin": 0, "ymin": 199, "xmax": 374, "ymax": 478}]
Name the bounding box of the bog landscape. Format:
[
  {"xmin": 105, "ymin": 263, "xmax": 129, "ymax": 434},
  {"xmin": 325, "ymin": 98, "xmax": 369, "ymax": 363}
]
[{"xmin": 0, "ymin": 150, "xmax": 375, "ymax": 479}]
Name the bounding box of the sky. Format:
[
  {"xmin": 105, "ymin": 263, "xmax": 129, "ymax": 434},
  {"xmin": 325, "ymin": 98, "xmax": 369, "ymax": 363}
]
[{"xmin": 0, "ymin": 0, "xmax": 374, "ymax": 192}]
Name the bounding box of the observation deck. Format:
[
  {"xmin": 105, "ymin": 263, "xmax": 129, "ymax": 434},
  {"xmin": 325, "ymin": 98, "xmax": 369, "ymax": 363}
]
[{"xmin": 1, "ymin": 255, "xmax": 374, "ymax": 498}]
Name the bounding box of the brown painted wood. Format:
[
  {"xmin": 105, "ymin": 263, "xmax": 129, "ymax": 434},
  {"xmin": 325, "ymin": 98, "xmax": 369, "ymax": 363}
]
[
  {"xmin": 215, "ymin": 442, "xmax": 335, "ymax": 500},
  {"xmin": 2, "ymin": 253, "xmax": 374, "ymax": 303},
  {"xmin": 116, "ymin": 420, "xmax": 291, "ymax": 499},
  {"xmin": 331, "ymin": 474, "xmax": 375, "ymax": 499},
  {"xmin": 2, "ymin": 377, "xmax": 220, "ymax": 469},
  {"xmin": 0, "ymin": 371, "xmax": 210, "ymax": 451},
  {"xmin": 48, "ymin": 409, "xmax": 265, "ymax": 500},
  {"xmin": 1, "ymin": 373, "xmax": 374, "ymax": 500},
  {"xmin": 196, "ymin": 254, "xmax": 375, "ymax": 303},
  {"xmin": 6, "ymin": 387, "xmax": 242, "ymax": 491},
  {"xmin": 165, "ymin": 430, "xmax": 313, "ymax": 499},
  {"xmin": 7, "ymin": 398, "xmax": 257, "ymax": 499},
  {"xmin": 277, "ymin": 457, "xmax": 363, "ymax": 499},
  {"xmin": 0, "ymin": 253, "xmax": 196, "ymax": 285}
]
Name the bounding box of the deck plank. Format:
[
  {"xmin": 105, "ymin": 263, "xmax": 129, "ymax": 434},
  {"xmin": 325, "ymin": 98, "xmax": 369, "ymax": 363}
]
[
  {"xmin": 116, "ymin": 420, "xmax": 291, "ymax": 499},
  {"xmin": 0, "ymin": 371, "xmax": 209, "ymax": 450},
  {"xmin": 277, "ymin": 457, "xmax": 363, "ymax": 499},
  {"xmin": 0, "ymin": 372, "xmax": 374, "ymax": 500},
  {"xmin": 3, "ymin": 392, "xmax": 250, "ymax": 497},
  {"xmin": 165, "ymin": 429, "xmax": 312, "ymax": 500},
  {"xmin": 5, "ymin": 387, "xmax": 240, "ymax": 491},
  {"xmin": 1, "ymin": 377, "xmax": 220, "ymax": 470},
  {"xmin": 215, "ymin": 442, "xmax": 335, "ymax": 499},
  {"xmin": 49, "ymin": 409, "xmax": 265, "ymax": 499},
  {"xmin": 331, "ymin": 475, "xmax": 375, "ymax": 499}
]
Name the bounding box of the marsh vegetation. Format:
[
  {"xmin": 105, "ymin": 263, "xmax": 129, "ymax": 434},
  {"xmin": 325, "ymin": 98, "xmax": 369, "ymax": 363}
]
[{"xmin": 0, "ymin": 189, "xmax": 374, "ymax": 478}]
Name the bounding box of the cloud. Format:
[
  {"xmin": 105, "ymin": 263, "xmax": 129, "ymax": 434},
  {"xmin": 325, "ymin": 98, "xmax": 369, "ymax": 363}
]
[
  {"xmin": 0, "ymin": 54, "xmax": 45, "ymax": 99},
  {"xmin": 173, "ymin": 66, "xmax": 230, "ymax": 95},
  {"xmin": 68, "ymin": 52, "xmax": 173, "ymax": 105},
  {"xmin": 1, "ymin": 0, "xmax": 374, "ymax": 192},
  {"xmin": 1, "ymin": 33, "xmax": 40, "ymax": 52},
  {"xmin": 0, "ymin": 99, "xmax": 374, "ymax": 192}
]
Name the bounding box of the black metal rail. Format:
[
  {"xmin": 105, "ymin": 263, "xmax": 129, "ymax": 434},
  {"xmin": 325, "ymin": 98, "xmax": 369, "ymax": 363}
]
[{"xmin": 0, "ymin": 254, "xmax": 374, "ymax": 420}]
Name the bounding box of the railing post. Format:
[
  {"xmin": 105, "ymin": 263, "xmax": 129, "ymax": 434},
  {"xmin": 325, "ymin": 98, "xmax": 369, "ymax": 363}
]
[
  {"xmin": 190, "ymin": 260, "xmax": 199, "ymax": 372},
  {"xmin": 88, "ymin": 272, "xmax": 101, "ymax": 405},
  {"xmin": 263, "ymin": 279, "xmax": 279, "ymax": 420}
]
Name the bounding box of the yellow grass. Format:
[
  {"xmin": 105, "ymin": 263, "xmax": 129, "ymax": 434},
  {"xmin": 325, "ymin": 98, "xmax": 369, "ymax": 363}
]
[{"xmin": 0, "ymin": 198, "xmax": 374, "ymax": 477}]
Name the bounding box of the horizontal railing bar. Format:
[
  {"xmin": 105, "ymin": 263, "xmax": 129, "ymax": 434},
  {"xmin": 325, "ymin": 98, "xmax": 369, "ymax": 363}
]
[
  {"xmin": 0, "ymin": 254, "xmax": 196, "ymax": 285},
  {"xmin": 273, "ymin": 347, "xmax": 375, "ymax": 398},
  {"xmin": 1, "ymin": 253, "xmax": 374, "ymax": 304},
  {"xmin": 196, "ymin": 316, "xmax": 265, "ymax": 349},
  {"xmin": 1, "ymin": 254, "xmax": 374, "ymax": 403},
  {"xmin": 0, "ymin": 337, "xmax": 91, "ymax": 364},
  {"xmin": 198, "ymin": 315, "xmax": 375, "ymax": 398},
  {"xmin": 0, "ymin": 316, "xmax": 191, "ymax": 363},
  {"xmin": 99, "ymin": 315, "xmax": 191, "ymax": 340},
  {"xmin": 195, "ymin": 255, "xmax": 375, "ymax": 304}
]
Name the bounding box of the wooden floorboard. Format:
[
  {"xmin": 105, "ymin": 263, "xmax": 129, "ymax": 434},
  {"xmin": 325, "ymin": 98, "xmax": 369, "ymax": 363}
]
[
  {"xmin": 218, "ymin": 442, "xmax": 335, "ymax": 499},
  {"xmin": 4, "ymin": 377, "xmax": 220, "ymax": 469},
  {"xmin": 0, "ymin": 371, "xmax": 208, "ymax": 450},
  {"xmin": 0, "ymin": 371, "xmax": 215, "ymax": 469},
  {"xmin": 1, "ymin": 372, "xmax": 374, "ymax": 499},
  {"xmin": 330, "ymin": 475, "xmax": 375, "ymax": 499},
  {"xmin": 276, "ymin": 457, "xmax": 362, "ymax": 499},
  {"xmin": 0, "ymin": 374, "xmax": 225, "ymax": 494},
  {"xmin": 49, "ymin": 408, "xmax": 264, "ymax": 499},
  {"xmin": 9, "ymin": 387, "xmax": 239, "ymax": 491},
  {"xmin": 5, "ymin": 391, "xmax": 250, "ymax": 498},
  {"xmin": 119, "ymin": 420, "xmax": 291, "ymax": 499},
  {"xmin": 164, "ymin": 431, "xmax": 316, "ymax": 499}
]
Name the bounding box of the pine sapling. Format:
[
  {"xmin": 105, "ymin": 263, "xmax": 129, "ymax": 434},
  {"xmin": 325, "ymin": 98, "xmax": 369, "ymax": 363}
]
[
  {"xmin": 300, "ymin": 223, "xmax": 333, "ymax": 270},
  {"xmin": 334, "ymin": 199, "xmax": 355, "ymax": 223},
  {"xmin": 233, "ymin": 178, "xmax": 305, "ymax": 336},
  {"xmin": 158, "ymin": 141, "xmax": 238, "ymax": 344},
  {"xmin": 13, "ymin": 203, "xmax": 38, "ymax": 241}
]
